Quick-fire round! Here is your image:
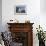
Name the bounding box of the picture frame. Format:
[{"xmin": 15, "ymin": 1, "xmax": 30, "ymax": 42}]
[{"xmin": 14, "ymin": 5, "xmax": 27, "ymax": 15}]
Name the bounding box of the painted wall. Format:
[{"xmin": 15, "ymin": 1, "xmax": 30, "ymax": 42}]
[
  {"xmin": 40, "ymin": 0, "xmax": 46, "ymax": 13},
  {"xmin": 2, "ymin": 0, "xmax": 46, "ymax": 46},
  {"xmin": 0, "ymin": 0, "xmax": 2, "ymax": 32},
  {"xmin": 2, "ymin": 0, "xmax": 40, "ymax": 31},
  {"xmin": 40, "ymin": 0, "xmax": 46, "ymax": 31}
]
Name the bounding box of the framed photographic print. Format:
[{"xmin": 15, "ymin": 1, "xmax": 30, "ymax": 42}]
[{"xmin": 14, "ymin": 5, "xmax": 27, "ymax": 15}]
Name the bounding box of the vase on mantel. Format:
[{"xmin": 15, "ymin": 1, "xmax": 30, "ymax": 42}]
[{"xmin": 25, "ymin": 20, "xmax": 30, "ymax": 23}]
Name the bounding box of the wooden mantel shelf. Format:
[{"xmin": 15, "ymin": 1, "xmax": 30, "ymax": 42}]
[{"xmin": 7, "ymin": 22, "xmax": 34, "ymax": 25}]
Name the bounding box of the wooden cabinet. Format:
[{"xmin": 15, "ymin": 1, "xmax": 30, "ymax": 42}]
[{"xmin": 7, "ymin": 23, "xmax": 34, "ymax": 46}]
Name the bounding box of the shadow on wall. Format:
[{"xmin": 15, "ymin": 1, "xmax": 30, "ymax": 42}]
[
  {"xmin": 0, "ymin": 0, "xmax": 2, "ymax": 32},
  {"xmin": 40, "ymin": 0, "xmax": 46, "ymax": 14}
]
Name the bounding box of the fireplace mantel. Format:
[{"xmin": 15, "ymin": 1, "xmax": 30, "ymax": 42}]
[{"xmin": 7, "ymin": 22, "xmax": 34, "ymax": 46}]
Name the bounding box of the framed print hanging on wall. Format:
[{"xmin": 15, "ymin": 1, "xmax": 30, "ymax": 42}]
[{"xmin": 14, "ymin": 5, "xmax": 27, "ymax": 15}]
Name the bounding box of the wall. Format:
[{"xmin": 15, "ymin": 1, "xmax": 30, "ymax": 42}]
[
  {"xmin": 2, "ymin": 0, "xmax": 46, "ymax": 46},
  {"xmin": 0, "ymin": 0, "xmax": 2, "ymax": 32},
  {"xmin": 40, "ymin": 0, "xmax": 46, "ymax": 31},
  {"xmin": 2, "ymin": 0, "xmax": 40, "ymax": 30}
]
